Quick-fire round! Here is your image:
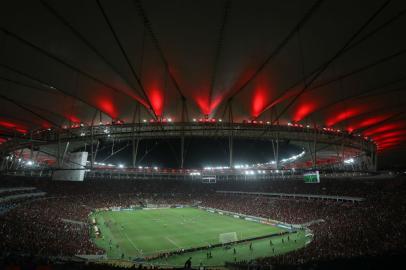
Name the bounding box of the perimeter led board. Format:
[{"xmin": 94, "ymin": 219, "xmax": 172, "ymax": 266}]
[{"xmin": 304, "ymin": 171, "xmax": 320, "ymax": 183}]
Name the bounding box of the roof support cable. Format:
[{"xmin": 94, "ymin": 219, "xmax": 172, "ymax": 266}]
[
  {"xmin": 226, "ymin": 0, "xmax": 324, "ymax": 101},
  {"xmin": 133, "ymin": 0, "xmax": 187, "ymax": 102},
  {"xmin": 0, "ymin": 27, "xmax": 151, "ymax": 116},
  {"xmin": 256, "ymin": 2, "xmax": 403, "ymax": 120},
  {"xmin": 271, "ymin": 0, "xmax": 392, "ymax": 124},
  {"xmin": 0, "ymin": 63, "xmax": 111, "ymax": 121},
  {"xmin": 0, "ymin": 94, "xmax": 59, "ymax": 127},
  {"xmin": 96, "ymin": 0, "xmax": 157, "ymax": 120},
  {"xmin": 208, "ymin": 0, "xmax": 231, "ymax": 115},
  {"xmin": 39, "ymin": 0, "xmax": 147, "ymax": 102}
]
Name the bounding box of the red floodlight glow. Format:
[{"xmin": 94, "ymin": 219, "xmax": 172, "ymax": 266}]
[
  {"xmin": 364, "ymin": 122, "xmax": 406, "ymax": 137},
  {"xmin": 372, "ymin": 131, "xmax": 406, "ymax": 142},
  {"xmin": 195, "ymin": 94, "xmax": 223, "ymax": 116},
  {"xmin": 149, "ymin": 87, "xmax": 164, "ymax": 117},
  {"xmin": 98, "ymin": 98, "xmax": 118, "ymax": 119},
  {"xmin": 251, "ymin": 86, "xmax": 271, "ymax": 118},
  {"xmin": 293, "ymin": 102, "xmax": 316, "ymax": 122},
  {"xmin": 0, "ymin": 120, "xmax": 28, "ymax": 133},
  {"xmin": 67, "ymin": 115, "xmax": 80, "ymax": 123},
  {"xmin": 377, "ymin": 142, "xmax": 401, "ymax": 150},
  {"xmin": 376, "ymin": 136, "xmax": 406, "ymax": 144},
  {"xmin": 326, "ymin": 108, "xmax": 360, "ymax": 127},
  {"xmin": 347, "ymin": 114, "xmax": 392, "ymax": 132},
  {"xmin": 196, "ymin": 95, "xmax": 211, "ymax": 115}
]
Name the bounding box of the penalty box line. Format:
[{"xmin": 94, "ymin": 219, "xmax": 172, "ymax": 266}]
[
  {"xmin": 122, "ymin": 230, "xmax": 143, "ymax": 255},
  {"xmin": 165, "ymin": 236, "xmax": 182, "ymax": 249}
]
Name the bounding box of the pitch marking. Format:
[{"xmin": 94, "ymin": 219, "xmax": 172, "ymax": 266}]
[{"xmin": 165, "ymin": 236, "xmax": 181, "ymax": 248}]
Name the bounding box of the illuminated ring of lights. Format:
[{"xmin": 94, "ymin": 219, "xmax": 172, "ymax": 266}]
[{"xmin": 1, "ymin": 122, "xmax": 376, "ymax": 170}]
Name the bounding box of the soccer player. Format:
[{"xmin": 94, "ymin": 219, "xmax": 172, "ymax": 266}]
[{"xmin": 184, "ymin": 257, "xmax": 192, "ymax": 269}]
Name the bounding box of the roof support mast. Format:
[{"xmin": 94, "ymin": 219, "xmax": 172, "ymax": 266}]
[
  {"xmin": 227, "ymin": 99, "xmax": 234, "ymax": 168},
  {"xmin": 132, "ymin": 104, "xmax": 141, "ymax": 168}
]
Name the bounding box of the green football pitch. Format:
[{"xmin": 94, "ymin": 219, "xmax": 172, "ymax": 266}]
[{"xmin": 90, "ymin": 207, "xmax": 310, "ymax": 267}]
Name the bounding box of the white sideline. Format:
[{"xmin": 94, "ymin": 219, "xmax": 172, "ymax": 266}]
[{"xmin": 165, "ymin": 236, "xmax": 181, "ymax": 248}]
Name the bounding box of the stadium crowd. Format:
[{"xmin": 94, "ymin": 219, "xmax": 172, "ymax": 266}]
[{"xmin": 0, "ymin": 175, "xmax": 405, "ymax": 268}]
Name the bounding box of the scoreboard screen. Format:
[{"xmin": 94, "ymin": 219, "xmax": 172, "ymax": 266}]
[{"xmin": 304, "ymin": 171, "xmax": 320, "ymax": 183}]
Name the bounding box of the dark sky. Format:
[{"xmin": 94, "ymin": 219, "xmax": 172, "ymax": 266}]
[{"xmin": 94, "ymin": 138, "xmax": 301, "ymax": 169}]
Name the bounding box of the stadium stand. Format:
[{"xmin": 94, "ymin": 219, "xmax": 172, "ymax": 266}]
[{"xmin": 0, "ymin": 175, "xmax": 405, "ymax": 269}]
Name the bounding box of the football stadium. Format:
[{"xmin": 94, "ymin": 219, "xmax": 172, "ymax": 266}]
[{"xmin": 1, "ymin": 0, "xmax": 406, "ymax": 269}]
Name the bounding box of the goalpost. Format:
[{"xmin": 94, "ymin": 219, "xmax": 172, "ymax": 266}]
[{"xmin": 219, "ymin": 232, "xmax": 238, "ymax": 244}]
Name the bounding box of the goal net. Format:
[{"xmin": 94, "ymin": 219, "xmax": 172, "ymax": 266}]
[{"xmin": 219, "ymin": 232, "xmax": 238, "ymax": 244}]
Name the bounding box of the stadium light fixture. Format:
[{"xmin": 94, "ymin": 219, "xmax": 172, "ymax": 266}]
[
  {"xmin": 344, "ymin": 158, "xmax": 355, "ymax": 164},
  {"xmin": 118, "ymin": 164, "xmax": 124, "ymax": 169},
  {"xmin": 26, "ymin": 160, "xmax": 33, "ymax": 166}
]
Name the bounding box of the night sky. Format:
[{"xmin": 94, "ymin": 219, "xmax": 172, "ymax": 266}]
[{"xmin": 93, "ymin": 138, "xmax": 301, "ymax": 169}]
